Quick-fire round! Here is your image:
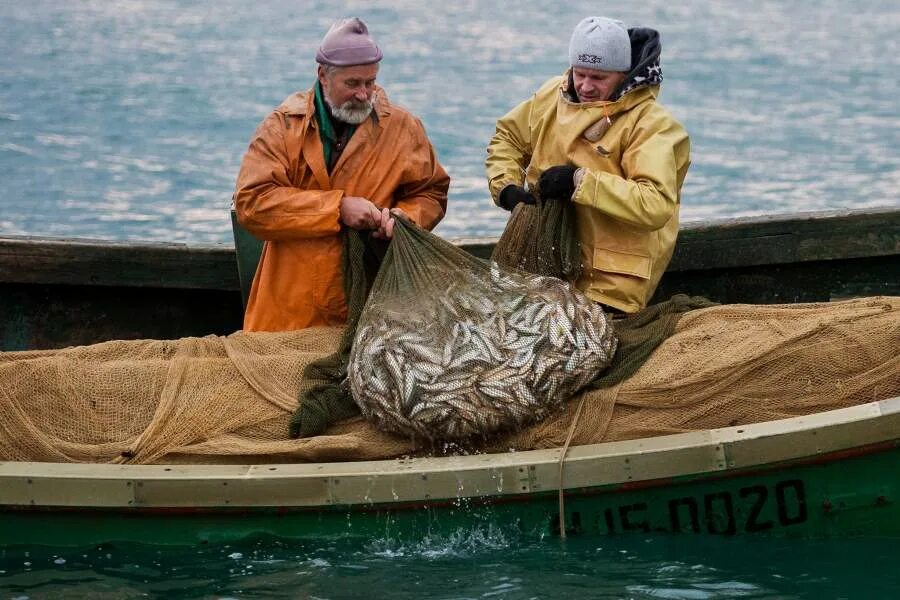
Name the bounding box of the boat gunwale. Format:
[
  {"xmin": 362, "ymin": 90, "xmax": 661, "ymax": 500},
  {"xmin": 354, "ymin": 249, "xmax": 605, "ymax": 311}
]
[
  {"xmin": 2, "ymin": 395, "xmax": 898, "ymax": 510},
  {"xmin": 1, "ymin": 206, "xmax": 897, "ymax": 290}
]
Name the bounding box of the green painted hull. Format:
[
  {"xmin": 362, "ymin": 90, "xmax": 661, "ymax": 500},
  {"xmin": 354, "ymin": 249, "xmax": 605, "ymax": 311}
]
[
  {"xmin": 1, "ymin": 209, "xmax": 897, "ymax": 547},
  {"xmin": 3, "ymin": 442, "xmax": 897, "ymax": 547}
]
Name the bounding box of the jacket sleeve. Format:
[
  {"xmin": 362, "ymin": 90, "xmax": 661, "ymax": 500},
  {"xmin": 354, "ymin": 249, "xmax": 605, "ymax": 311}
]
[
  {"xmin": 234, "ymin": 111, "xmax": 343, "ymax": 241},
  {"xmin": 485, "ymin": 96, "xmax": 534, "ymax": 205},
  {"xmin": 572, "ymin": 110, "xmax": 690, "ymax": 231},
  {"xmin": 392, "ymin": 117, "xmax": 450, "ymax": 231}
]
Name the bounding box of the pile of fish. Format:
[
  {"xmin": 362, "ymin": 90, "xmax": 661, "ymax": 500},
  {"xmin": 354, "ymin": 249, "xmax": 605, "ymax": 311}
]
[{"xmin": 348, "ymin": 262, "xmax": 618, "ymax": 441}]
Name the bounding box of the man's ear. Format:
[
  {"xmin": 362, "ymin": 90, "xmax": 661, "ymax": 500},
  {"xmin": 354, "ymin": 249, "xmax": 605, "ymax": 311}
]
[{"xmin": 317, "ymin": 65, "xmax": 327, "ymax": 87}]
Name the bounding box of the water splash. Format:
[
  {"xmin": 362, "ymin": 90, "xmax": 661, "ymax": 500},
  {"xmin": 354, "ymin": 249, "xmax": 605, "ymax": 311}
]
[{"xmin": 366, "ymin": 524, "xmax": 512, "ymax": 560}]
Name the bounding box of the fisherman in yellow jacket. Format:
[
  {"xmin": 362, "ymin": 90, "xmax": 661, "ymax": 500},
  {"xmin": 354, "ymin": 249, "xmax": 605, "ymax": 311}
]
[{"xmin": 486, "ymin": 17, "xmax": 691, "ymax": 314}]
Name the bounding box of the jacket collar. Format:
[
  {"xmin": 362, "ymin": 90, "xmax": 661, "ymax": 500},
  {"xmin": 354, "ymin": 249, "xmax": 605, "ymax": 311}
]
[{"xmin": 558, "ymin": 70, "xmax": 658, "ymax": 116}]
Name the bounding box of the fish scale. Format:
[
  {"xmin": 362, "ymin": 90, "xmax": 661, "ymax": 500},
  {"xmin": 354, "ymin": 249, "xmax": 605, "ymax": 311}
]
[{"xmin": 348, "ymin": 262, "xmax": 618, "ymax": 441}]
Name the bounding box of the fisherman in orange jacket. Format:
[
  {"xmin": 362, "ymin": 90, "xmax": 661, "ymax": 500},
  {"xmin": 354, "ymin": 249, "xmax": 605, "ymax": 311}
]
[{"xmin": 234, "ymin": 18, "xmax": 450, "ymax": 331}]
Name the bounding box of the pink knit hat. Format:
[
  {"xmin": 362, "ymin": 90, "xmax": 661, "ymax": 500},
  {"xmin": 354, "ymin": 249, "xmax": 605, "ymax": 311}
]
[{"xmin": 315, "ymin": 18, "xmax": 383, "ymax": 66}]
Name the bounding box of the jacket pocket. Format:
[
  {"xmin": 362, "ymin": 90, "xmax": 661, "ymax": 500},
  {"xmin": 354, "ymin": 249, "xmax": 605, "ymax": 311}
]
[
  {"xmin": 592, "ymin": 246, "xmax": 652, "ymax": 280},
  {"xmin": 315, "ymin": 253, "xmax": 349, "ymax": 319}
]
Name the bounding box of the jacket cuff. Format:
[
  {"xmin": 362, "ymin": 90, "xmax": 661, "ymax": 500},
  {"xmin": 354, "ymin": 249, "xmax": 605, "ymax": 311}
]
[{"xmin": 572, "ymin": 168, "xmax": 588, "ymax": 203}]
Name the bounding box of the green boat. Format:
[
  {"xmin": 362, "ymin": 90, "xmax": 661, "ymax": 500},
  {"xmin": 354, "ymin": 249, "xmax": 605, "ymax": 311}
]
[{"xmin": 0, "ymin": 207, "xmax": 898, "ymax": 545}]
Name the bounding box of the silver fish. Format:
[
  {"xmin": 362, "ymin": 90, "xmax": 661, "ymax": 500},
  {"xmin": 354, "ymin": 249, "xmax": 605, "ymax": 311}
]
[{"xmin": 347, "ymin": 260, "xmax": 618, "ymax": 441}]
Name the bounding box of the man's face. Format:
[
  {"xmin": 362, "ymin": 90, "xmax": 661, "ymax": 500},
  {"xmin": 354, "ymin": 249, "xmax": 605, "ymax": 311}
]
[
  {"xmin": 319, "ymin": 63, "xmax": 379, "ymax": 123},
  {"xmin": 572, "ymin": 67, "xmax": 627, "ymax": 103}
]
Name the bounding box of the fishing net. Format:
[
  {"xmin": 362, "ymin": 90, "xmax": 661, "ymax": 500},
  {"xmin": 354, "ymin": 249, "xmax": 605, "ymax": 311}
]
[
  {"xmin": 346, "ymin": 217, "xmax": 616, "ymax": 442},
  {"xmin": 288, "ymin": 229, "xmax": 386, "ymax": 439},
  {"xmin": 293, "ymin": 193, "xmax": 590, "ymax": 440},
  {"xmin": 0, "ymin": 296, "xmax": 897, "ymax": 464},
  {"xmin": 491, "ymin": 199, "xmax": 582, "ymax": 281}
]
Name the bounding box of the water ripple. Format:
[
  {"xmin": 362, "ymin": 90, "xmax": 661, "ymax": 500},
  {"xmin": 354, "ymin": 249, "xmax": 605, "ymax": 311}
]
[{"xmin": 0, "ymin": 0, "xmax": 897, "ymax": 243}]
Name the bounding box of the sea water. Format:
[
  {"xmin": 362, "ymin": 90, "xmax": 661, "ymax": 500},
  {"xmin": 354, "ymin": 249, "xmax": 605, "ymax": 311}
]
[
  {"xmin": 2, "ymin": 530, "xmax": 900, "ymax": 598},
  {"xmin": 1, "ymin": 2, "xmax": 898, "ymax": 596},
  {"xmin": 0, "ymin": 0, "xmax": 897, "ymax": 243}
]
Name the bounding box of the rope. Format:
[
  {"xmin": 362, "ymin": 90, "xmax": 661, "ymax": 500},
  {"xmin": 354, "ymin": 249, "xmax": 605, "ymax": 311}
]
[{"xmin": 557, "ymin": 393, "xmax": 587, "ymax": 539}]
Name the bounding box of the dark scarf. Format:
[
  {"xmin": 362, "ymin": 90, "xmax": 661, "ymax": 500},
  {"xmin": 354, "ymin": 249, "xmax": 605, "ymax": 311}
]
[{"xmin": 313, "ymin": 81, "xmax": 357, "ymax": 171}]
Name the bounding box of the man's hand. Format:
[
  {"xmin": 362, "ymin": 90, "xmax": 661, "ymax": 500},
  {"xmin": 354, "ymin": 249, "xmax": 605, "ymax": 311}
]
[
  {"xmin": 340, "ymin": 196, "xmax": 382, "ymax": 230},
  {"xmin": 372, "ymin": 207, "xmax": 407, "ymax": 240},
  {"xmin": 498, "ymin": 185, "xmax": 535, "ymax": 211},
  {"xmin": 538, "ymin": 165, "xmax": 578, "ymax": 202}
]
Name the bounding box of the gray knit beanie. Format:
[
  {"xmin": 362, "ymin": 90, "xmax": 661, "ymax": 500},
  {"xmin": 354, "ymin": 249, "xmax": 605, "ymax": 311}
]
[{"xmin": 568, "ymin": 17, "xmax": 631, "ymax": 72}]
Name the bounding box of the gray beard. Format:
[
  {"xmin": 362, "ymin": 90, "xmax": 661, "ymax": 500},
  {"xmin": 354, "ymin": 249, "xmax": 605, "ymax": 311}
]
[{"xmin": 326, "ymin": 93, "xmax": 376, "ymax": 125}]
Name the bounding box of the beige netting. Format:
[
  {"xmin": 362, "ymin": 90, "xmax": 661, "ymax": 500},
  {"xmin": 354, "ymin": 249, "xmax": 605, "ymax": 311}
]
[{"xmin": 1, "ymin": 297, "xmax": 897, "ymax": 464}]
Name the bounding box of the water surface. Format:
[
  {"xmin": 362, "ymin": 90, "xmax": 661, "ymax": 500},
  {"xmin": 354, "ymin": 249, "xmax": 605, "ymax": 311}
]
[
  {"xmin": 1, "ymin": 1, "xmax": 897, "ymax": 243},
  {"xmin": 2, "ymin": 531, "xmax": 899, "ymax": 599}
]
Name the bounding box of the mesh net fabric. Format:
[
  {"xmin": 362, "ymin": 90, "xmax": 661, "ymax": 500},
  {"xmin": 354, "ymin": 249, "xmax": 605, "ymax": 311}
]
[
  {"xmin": 491, "ymin": 199, "xmax": 582, "ymax": 281},
  {"xmin": 1, "ymin": 296, "xmax": 897, "ymax": 464},
  {"xmin": 293, "ymin": 199, "xmax": 625, "ymax": 440},
  {"xmin": 346, "ymin": 217, "xmax": 616, "ymax": 442},
  {"xmin": 289, "ymin": 229, "xmax": 385, "ymax": 439}
]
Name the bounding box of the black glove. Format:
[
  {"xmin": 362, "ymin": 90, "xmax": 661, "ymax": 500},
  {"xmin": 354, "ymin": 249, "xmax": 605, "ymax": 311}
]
[
  {"xmin": 497, "ymin": 185, "xmax": 535, "ymax": 211},
  {"xmin": 538, "ymin": 165, "xmax": 578, "ymax": 202}
]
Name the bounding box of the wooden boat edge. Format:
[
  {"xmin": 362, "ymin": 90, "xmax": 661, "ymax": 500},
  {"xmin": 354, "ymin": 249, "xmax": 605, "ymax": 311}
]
[
  {"xmin": 1, "ymin": 207, "xmax": 897, "ymax": 290},
  {"xmin": 2, "ymin": 395, "xmax": 898, "ymax": 510}
]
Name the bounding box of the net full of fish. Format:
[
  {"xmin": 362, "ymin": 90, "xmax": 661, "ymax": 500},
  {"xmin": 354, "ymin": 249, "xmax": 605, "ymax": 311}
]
[{"xmin": 348, "ymin": 262, "xmax": 617, "ymax": 441}]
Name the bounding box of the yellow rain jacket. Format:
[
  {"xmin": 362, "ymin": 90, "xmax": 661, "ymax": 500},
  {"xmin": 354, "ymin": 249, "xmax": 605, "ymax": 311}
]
[
  {"xmin": 235, "ymin": 86, "xmax": 449, "ymax": 331},
  {"xmin": 486, "ymin": 71, "xmax": 690, "ymax": 313}
]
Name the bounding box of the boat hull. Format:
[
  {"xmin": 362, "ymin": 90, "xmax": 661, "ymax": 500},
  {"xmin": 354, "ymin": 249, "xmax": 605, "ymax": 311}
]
[
  {"xmin": 2, "ymin": 442, "xmax": 897, "ymax": 546},
  {"xmin": 1, "ymin": 208, "xmax": 897, "ymax": 545},
  {"xmin": 2, "ymin": 399, "xmax": 899, "ymax": 545}
]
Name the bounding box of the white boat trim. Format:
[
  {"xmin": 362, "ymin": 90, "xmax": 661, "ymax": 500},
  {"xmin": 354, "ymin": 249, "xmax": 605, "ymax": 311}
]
[{"xmin": 1, "ymin": 396, "xmax": 898, "ymax": 509}]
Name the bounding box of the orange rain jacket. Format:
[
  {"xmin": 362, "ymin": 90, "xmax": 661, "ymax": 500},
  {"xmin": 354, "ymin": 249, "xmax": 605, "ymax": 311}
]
[{"xmin": 234, "ymin": 86, "xmax": 449, "ymax": 331}]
